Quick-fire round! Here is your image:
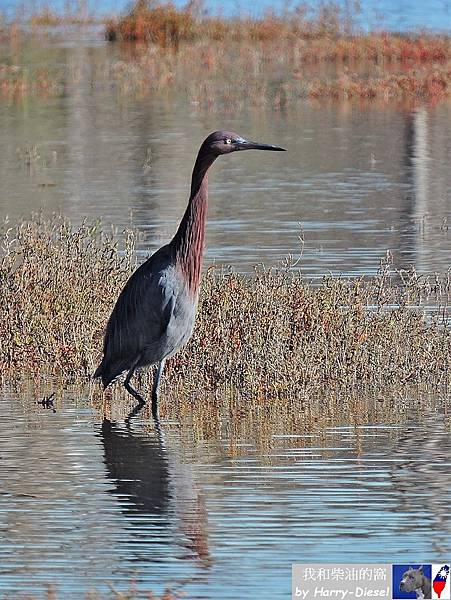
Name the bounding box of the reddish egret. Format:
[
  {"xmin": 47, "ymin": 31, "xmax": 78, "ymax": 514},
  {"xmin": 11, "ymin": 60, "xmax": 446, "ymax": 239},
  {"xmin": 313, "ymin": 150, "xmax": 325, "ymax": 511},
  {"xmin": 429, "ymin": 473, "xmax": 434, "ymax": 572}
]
[{"xmin": 94, "ymin": 130, "xmax": 286, "ymax": 419}]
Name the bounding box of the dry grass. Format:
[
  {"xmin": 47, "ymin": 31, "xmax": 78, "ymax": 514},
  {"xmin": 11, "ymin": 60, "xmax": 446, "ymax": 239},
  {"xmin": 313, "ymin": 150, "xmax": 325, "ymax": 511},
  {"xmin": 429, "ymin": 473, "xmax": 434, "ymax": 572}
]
[
  {"xmin": 0, "ymin": 216, "xmax": 136, "ymax": 375},
  {"xmin": 0, "ymin": 215, "xmax": 449, "ymax": 399}
]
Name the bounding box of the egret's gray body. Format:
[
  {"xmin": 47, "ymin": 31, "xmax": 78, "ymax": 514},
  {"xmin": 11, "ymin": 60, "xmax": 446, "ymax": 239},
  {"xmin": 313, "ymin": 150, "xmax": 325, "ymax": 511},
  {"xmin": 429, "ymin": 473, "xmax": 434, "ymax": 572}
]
[
  {"xmin": 94, "ymin": 130, "xmax": 285, "ymax": 420},
  {"xmin": 98, "ymin": 245, "xmax": 196, "ymax": 386}
]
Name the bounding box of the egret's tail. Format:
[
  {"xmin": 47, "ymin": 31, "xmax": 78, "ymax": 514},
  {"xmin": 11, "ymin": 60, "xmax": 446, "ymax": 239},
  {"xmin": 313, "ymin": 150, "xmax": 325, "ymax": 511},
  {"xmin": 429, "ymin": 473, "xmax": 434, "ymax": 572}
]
[
  {"xmin": 93, "ymin": 361, "xmax": 111, "ymax": 389},
  {"xmin": 92, "ymin": 361, "xmax": 107, "ymax": 386},
  {"xmin": 93, "ymin": 358, "xmax": 128, "ymax": 389}
]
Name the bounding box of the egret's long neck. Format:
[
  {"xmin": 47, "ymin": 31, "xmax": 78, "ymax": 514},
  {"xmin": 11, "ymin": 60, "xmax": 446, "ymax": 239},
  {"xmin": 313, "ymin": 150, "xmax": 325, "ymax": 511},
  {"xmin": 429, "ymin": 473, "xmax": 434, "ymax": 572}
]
[{"xmin": 171, "ymin": 150, "xmax": 217, "ymax": 295}]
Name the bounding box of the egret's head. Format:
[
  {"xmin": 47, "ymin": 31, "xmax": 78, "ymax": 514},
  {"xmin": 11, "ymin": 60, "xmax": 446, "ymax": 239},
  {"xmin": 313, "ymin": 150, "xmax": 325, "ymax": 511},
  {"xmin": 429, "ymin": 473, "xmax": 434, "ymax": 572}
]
[{"xmin": 201, "ymin": 130, "xmax": 286, "ymax": 156}]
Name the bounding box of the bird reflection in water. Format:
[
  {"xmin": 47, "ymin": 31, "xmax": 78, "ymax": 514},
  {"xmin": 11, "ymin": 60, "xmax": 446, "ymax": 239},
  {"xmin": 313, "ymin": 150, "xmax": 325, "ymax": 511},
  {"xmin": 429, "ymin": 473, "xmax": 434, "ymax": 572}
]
[{"xmin": 100, "ymin": 413, "xmax": 211, "ymax": 567}]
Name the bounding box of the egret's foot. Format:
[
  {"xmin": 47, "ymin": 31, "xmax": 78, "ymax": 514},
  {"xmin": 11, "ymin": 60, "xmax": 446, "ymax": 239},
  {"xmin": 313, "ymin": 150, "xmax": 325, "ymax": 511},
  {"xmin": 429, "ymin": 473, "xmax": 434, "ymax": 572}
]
[{"xmin": 125, "ymin": 400, "xmax": 147, "ymax": 425}]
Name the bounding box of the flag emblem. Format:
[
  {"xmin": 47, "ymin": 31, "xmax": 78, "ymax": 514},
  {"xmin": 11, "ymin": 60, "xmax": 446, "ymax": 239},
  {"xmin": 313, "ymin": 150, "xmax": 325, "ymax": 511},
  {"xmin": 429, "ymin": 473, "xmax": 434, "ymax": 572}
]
[{"xmin": 432, "ymin": 565, "xmax": 450, "ymax": 600}]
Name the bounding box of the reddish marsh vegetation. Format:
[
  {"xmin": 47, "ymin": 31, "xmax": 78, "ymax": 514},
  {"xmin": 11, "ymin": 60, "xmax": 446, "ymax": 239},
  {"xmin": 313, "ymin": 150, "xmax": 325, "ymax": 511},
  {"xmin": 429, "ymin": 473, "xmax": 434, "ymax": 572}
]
[
  {"xmin": 104, "ymin": 0, "xmax": 449, "ymax": 56},
  {"xmin": 103, "ymin": 1, "xmax": 451, "ymax": 103},
  {"xmin": 1, "ymin": 1, "xmax": 450, "ymax": 103}
]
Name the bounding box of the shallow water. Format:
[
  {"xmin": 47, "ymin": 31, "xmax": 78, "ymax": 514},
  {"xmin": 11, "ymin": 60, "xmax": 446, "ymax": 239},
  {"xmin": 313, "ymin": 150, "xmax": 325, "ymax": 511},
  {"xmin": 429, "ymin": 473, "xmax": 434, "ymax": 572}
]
[
  {"xmin": 0, "ymin": 389, "xmax": 450, "ymax": 598},
  {"xmin": 0, "ymin": 33, "xmax": 450, "ymax": 278}
]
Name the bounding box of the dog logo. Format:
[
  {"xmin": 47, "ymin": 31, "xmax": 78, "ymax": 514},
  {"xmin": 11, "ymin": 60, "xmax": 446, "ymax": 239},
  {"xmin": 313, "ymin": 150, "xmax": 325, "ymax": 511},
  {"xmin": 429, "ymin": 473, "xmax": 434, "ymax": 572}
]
[
  {"xmin": 432, "ymin": 565, "xmax": 450, "ymax": 600},
  {"xmin": 393, "ymin": 565, "xmax": 432, "ymax": 600}
]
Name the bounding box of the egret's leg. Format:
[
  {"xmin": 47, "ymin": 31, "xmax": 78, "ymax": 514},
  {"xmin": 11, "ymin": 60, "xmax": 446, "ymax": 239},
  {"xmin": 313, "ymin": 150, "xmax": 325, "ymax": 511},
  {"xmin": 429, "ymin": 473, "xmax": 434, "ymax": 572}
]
[
  {"xmin": 124, "ymin": 362, "xmax": 145, "ymax": 406},
  {"xmin": 151, "ymin": 359, "xmax": 166, "ymax": 419}
]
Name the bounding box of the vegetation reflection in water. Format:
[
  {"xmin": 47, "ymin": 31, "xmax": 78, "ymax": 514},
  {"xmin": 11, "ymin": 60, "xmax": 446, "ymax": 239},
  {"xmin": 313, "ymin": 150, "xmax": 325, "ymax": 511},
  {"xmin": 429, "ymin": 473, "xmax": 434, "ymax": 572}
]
[{"xmin": 0, "ymin": 383, "xmax": 450, "ymax": 599}]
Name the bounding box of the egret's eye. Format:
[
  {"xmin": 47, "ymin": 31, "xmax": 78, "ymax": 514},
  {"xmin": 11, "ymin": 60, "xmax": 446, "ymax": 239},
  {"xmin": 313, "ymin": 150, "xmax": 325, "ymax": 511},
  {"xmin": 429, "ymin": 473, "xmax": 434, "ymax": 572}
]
[{"xmin": 224, "ymin": 138, "xmax": 232, "ymax": 145}]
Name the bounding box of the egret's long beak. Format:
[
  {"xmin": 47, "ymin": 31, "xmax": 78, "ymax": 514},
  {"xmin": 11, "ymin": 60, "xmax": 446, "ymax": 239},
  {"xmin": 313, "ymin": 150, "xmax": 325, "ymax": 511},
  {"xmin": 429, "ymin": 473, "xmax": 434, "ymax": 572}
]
[{"xmin": 235, "ymin": 139, "xmax": 286, "ymax": 152}]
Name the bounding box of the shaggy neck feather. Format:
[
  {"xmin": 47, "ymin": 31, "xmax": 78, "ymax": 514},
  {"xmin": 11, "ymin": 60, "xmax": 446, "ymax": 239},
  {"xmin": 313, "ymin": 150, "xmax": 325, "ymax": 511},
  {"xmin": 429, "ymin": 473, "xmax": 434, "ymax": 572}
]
[{"xmin": 171, "ymin": 151, "xmax": 217, "ymax": 295}]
